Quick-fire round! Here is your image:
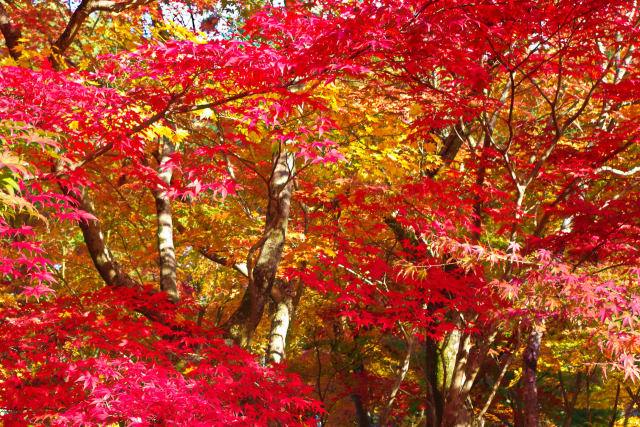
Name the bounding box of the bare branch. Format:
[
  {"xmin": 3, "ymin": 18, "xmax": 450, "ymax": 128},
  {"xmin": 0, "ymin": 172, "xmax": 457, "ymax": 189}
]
[
  {"xmin": 198, "ymin": 248, "xmax": 248, "ymax": 277},
  {"xmin": 597, "ymin": 165, "xmax": 640, "ymax": 176},
  {"xmin": 51, "ymin": 0, "xmax": 155, "ymax": 66}
]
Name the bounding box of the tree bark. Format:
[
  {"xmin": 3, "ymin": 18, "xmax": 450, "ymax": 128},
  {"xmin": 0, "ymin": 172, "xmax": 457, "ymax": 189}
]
[
  {"xmin": 151, "ymin": 136, "xmax": 178, "ymax": 302},
  {"xmin": 384, "ymin": 217, "xmax": 478, "ymax": 427},
  {"xmin": 426, "ymin": 122, "xmax": 469, "ymax": 179},
  {"xmin": 352, "ymin": 363, "xmax": 372, "ymax": 427},
  {"xmin": 425, "ymin": 337, "xmax": 444, "ymax": 427},
  {"xmin": 0, "ymin": 3, "xmax": 22, "ymax": 61},
  {"xmin": 352, "ymin": 392, "xmax": 371, "ymax": 427},
  {"xmin": 267, "ymin": 279, "xmax": 296, "ymax": 363},
  {"xmin": 379, "ymin": 336, "xmax": 415, "ymax": 425},
  {"xmin": 608, "ymin": 383, "xmax": 620, "ymax": 427},
  {"xmin": 522, "ymin": 330, "xmax": 543, "ymax": 427},
  {"xmin": 441, "ymin": 332, "xmax": 473, "ymax": 427},
  {"xmin": 561, "ymin": 371, "xmax": 583, "ymax": 427},
  {"xmin": 476, "ymin": 348, "xmax": 517, "ymax": 425},
  {"xmin": 72, "ymin": 188, "xmax": 140, "ymax": 290},
  {"xmin": 51, "ymin": 0, "xmax": 155, "ymax": 63},
  {"xmin": 223, "ymin": 149, "xmax": 294, "ymax": 347},
  {"xmin": 59, "ymin": 183, "xmax": 167, "ymax": 322}
]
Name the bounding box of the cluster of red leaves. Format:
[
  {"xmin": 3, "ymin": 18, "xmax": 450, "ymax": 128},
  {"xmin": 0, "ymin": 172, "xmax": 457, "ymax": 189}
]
[
  {"xmin": 294, "ymin": 165, "xmax": 640, "ymax": 377},
  {"xmin": 0, "ymin": 287, "xmax": 322, "ymax": 426},
  {"xmin": 284, "ymin": 0, "xmax": 640, "ymax": 381},
  {"xmin": 0, "ymin": 220, "xmax": 55, "ymax": 300},
  {"xmin": 290, "ymin": 178, "xmax": 491, "ymax": 340},
  {"xmin": 0, "ymin": 3, "xmax": 365, "ymax": 424}
]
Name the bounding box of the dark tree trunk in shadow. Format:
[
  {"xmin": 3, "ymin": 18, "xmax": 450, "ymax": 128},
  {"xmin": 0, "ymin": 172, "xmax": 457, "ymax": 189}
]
[
  {"xmin": 353, "ymin": 392, "xmax": 372, "ymax": 427},
  {"xmin": 522, "ymin": 330, "xmax": 542, "ymax": 427},
  {"xmin": 352, "ymin": 363, "xmax": 372, "ymax": 427}
]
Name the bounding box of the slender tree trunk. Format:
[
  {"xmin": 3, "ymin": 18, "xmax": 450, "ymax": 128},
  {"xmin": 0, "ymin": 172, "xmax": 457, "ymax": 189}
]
[
  {"xmin": 624, "ymin": 386, "xmax": 640, "ymax": 427},
  {"xmin": 267, "ymin": 279, "xmax": 296, "ymax": 363},
  {"xmin": 72, "ymin": 188, "xmax": 140, "ymax": 290},
  {"xmin": 379, "ymin": 336, "xmax": 415, "ymax": 425},
  {"xmin": 385, "ymin": 218, "xmax": 444, "ymax": 426},
  {"xmin": 608, "ymin": 383, "xmax": 621, "ymax": 427},
  {"xmin": 476, "ymin": 349, "xmax": 517, "ymax": 425},
  {"xmin": 151, "ymin": 136, "xmax": 178, "ymax": 302},
  {"xmin": 441, "ymin": 322, "xmax": 497, "ymax": 427},
  {"xmin": 522, "ymin": 330, "xmax": 542, "ymax": 427},
  {"xmin": 586, "ymin": 370, "xmax": 591, "ymax": 426},
  {"xmin": 624, "ymin": 403, "xmax": 633, "ymax": 427},
  {"xmin": 561, "ymin": 371, "xmax": 583, "ymax": 427},
  {"xmin": 427, "ymin": 319, "xmax": 495, "ymax": 427},
  {"xmin": 352, "ymin": 392, "xmax": 371, "ymax": 427},
  {"xmin": 223, "ymin": 149, "xmax": 294, "ymax": 346},
  {"xmin": 58, "ymin": 181, "xmax": 170, "ymax": 324},
  {"xmin": 267, "ymin": 297, "xmax": 292, "ymax": 362},
  {"xmin": 352, "ymin": 363, "xmax": 372, "ymax": 427}
]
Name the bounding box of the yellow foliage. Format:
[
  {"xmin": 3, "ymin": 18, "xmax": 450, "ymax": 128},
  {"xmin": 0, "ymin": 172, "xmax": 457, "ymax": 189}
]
[{"xmin": 616, "ymin": 418, "xmax": 640, "ymax": 426}]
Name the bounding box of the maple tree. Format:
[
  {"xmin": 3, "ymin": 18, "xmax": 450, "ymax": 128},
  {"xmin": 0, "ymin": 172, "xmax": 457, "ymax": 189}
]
[{"xmin": 2, "ymin": 0, "xmax": 640, "ymax": 426}]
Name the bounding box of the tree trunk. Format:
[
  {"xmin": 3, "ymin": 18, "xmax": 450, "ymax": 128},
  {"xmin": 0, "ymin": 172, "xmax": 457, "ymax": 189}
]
[
  {"xmin": 561, "ymin": 371, "xmax": 583, "ymax": 427},
  {"xmin": 267, "ymin": 279, "xmax": 296, "ymax": 363},
  {"xmin": 608, "ymin": 383, "xmax": 620, "ymax": 427},
  {"xmin": 0, "ymin": 3, "xmax": 23, "ymax": 61},
  {"xmin": 352, "ymin": 363, "xmax": 372, "ymax": 427},
  {"xmin": 73, "ymin": 188, "xmax": 140, "ymax": 290},
  {"xmin": 352, "ymin": 392, "xmax": 371, "ymax": 427},
  {"xmin": 267, "ymin": 297, "xmax": 292, "ymax": 362},
  {"xmin": 151, "ymin": 136, "xmax": 178, "ymax": 302},
  {"xmin": 425, "ymin": 337, "xmax": 444, "ymax": 427},
  {"xmin": 441, "ymin": 332, "xmax": 473, "ymax": 427},
  {"xmin": 58, "ymin": 183, "xmax": 168, "ymax": 323},
  {"xmin": 522, "ymin": 330, "xmax": 543, "ymax": 427},
  {"xmin": 223, "ymin": 149, "xmax": 294, "ymax": 347},
  {"xmin": 476, "ymin": 348, "xmax": 517, "ymax": 425},
  {"xmin": 379, "ymin": 336, "xmax": 415, "ymax": 425}
]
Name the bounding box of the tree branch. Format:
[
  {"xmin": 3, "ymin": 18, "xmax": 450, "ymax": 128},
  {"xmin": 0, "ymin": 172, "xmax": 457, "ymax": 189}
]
[
  {"xmin": 198, "ymin": 248, "xmax": 248, "ymax": 277},
  {"xmin": 0, "ymin": 3, "xmax": 22, "ymax": 61}
]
